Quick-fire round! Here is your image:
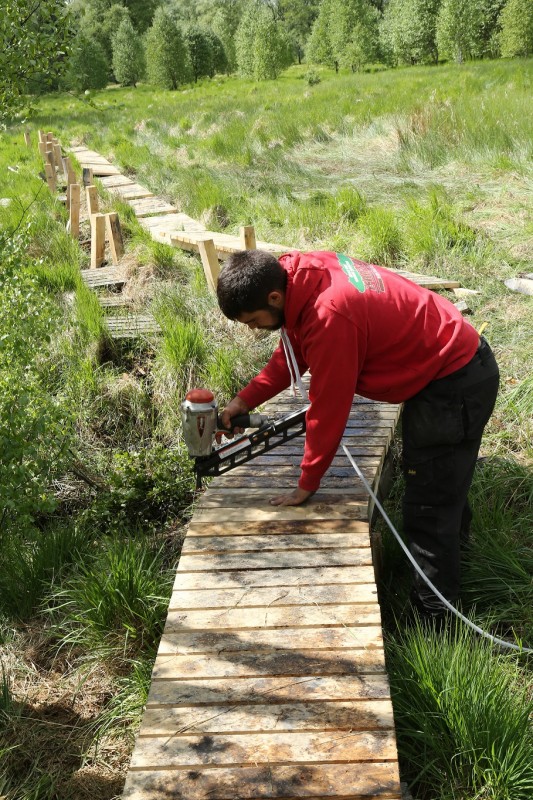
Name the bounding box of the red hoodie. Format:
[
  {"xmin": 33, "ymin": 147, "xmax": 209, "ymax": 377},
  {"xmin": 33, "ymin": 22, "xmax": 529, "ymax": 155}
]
[{"xmin": 238, "ymin": 251, "xmax": 479, "ymax": 493}]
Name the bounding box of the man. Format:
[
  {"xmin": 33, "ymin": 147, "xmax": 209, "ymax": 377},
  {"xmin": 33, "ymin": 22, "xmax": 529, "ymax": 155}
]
[{"xmin": 216, "ymin": 249, "xmax": 499, "ymax": 620}]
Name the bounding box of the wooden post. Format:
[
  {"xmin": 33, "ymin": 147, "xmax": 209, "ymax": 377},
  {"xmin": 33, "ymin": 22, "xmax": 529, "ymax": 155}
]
[
  {"xmin": 44, "ymin": 163, "xmax": 56, "ymax": 192},
  {"xmin": 46, "ymin": 132, "xmax": 54, "ymax": 143},
  {"xmin": 38, "ymin": 130, "xmax": 45, "ymax": 144},
  {"xmin": 64, "ymin": 158, "xmax": 76, "ymax": 209},
  {"xmin": 91, "ymin": 213, "xmax": 106, "ymax": 268},
  {"xmin": 86, "ymin": 185, "xmax": 99, "ymax": 217},
  {"xmin": 38, "ymin": 141, "xmax": 47, "ymax": 158},
  {"xmin": 105, "ymin": 212, "xmax": 124, "ymax": 265},
  {"xmin": 24, "ymin": 131, "xmax": 31, "ymax": 147},
  {"xmin": 69, "ymin": 184, "xmax": 80, "ymax": 239},
  {"xmin": 240, "ymin": 225, "xmax": 256, "ymax": 250},
  {"xmin": 198, "ymin": 238, "xmax": 220, "ymax": 294},
  {"xmin": 53, "ymin": 143, "xmax": 64, "ymax": 175},
  {"xmin": 82, "ymin": 167, "xmax": 93, "ymax": 187}
]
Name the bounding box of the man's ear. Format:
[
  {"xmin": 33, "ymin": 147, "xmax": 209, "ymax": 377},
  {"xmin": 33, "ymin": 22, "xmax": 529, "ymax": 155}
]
[{"xmin": 267, "ymin": 290, "xmax": 285, "ymax": 308}]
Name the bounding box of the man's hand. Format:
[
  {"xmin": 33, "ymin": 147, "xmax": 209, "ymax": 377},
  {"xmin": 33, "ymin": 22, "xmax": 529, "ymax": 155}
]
[
  {"xmin": 216, "ymin": 396, "xmax": 250, "ymax": 443},
  {"xmin": 270, "ymin": 488, "xmax": 314, "ymax": 506}
]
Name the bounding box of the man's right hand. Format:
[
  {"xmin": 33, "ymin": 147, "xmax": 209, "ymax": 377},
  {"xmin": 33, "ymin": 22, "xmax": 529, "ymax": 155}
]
[{"xmin": 216, "ymin": 396, "xmax": 250, "ymax": 441}]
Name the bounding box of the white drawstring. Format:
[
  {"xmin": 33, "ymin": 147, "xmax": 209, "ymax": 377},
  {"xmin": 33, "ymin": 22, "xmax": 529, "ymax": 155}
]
[{"xmin": 281, "ymin": 329, "xmax": 309, "ymax": 402}]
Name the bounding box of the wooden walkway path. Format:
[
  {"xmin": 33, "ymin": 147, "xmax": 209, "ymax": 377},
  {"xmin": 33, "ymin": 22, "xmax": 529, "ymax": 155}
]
[{"xmin": 122, "ymin": 389, "xmax": 403, "ymax": 800}]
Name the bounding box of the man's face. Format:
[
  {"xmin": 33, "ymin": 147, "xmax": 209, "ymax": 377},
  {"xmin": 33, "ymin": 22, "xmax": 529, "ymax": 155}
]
[{"xmin": 237, "ymin": 303, "xmax": 285, "ymax": 331}]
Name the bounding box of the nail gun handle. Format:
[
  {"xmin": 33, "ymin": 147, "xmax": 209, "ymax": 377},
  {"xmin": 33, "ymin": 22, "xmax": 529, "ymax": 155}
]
[{"xmin": 217, "ymin": 413, "xmax": 267, "ymax": 432}]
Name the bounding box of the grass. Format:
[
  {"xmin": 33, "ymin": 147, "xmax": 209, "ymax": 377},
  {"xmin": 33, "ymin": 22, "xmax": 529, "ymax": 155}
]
[{"xmin": 0, "ymin": 57, "xmax": 531, "ymax": 798}]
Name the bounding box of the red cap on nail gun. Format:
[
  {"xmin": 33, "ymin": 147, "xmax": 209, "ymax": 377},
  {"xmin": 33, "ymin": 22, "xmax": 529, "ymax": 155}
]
[{"xmin": 185, "ymin": 389, "xmax": 215, "ymax": 403}]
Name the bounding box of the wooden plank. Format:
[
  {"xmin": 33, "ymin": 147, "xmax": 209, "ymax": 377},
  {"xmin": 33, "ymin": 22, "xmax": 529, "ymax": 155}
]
[
  {"xmin": 90, "ymin": 213, "xmax": 106, "ymax": 268},
  {"xmin": 140, "ymin": 698, "xmax": 395, "ymax": 735},
  {"xmin": 177, "ymin": 548, "xmax": 373, "ymax": 572},
  {"xmin": 185, "ymin": 519, "xmax": 370, "ymax": 536},
  {"xmin": 191, "ymin": 504, "xmax": 368, "ymax": 523},
  {"xmin": 158, "ymin": 626, "xmax": 383, "ymax": 655},
  {"xmin": 130, "ymin": 730, "xmax": 397, "ymax": 769},
  {"xmin": 165, "ymin": 603, "xmax": 381, "ymax": 631},
  {"xmin": 111, "ymin": 184, "xmax": 154, "ymax": 200},
  {"xmin": 129, "ymin": 197, "xmax": 177, "ymax": 216},
  {"xmin": 86, "ymin": 184, "xmax": 99, "ymax": 216},
  {"xmin": 122, "ymin": 762, "xmax": 402, "ymax": 799},
  {"xmin": 69, "ymin": 184, "xmax": 80, "ymax": 239},
  {"xmin": 105, "ymin": 211, "xmax": 125, "ymax": 264},
  {"xmin": 198, "ymin": 238, "xmax": 220, "ymax": 293},
  {"xmin": 147, "ymin": 674, "xmax": 392, "ymax": 706},
  {"xmin": 181, "ymin": 532, "xmax": 371, "ymax": 553},
  {"xmin": 169, "ymin": 583, "xmax": 378, "ymax": 611},
  {"xmin": 173, "ymin": 565, "xmax": 376, "ymax": 592},
  {"xmin": 152, "ymin": 647, "xmax": 387, "ymax": 680},
  {"xmin": 81, "ymin": 266, "xmax": 127, "ymax": 288},
  {"xmin": 240, "ymin": 224, "xmax": 256, "ymax": 250},
  {"xmin": 100, "ymin": 175, "xmax": 135, "ymax": 188}
]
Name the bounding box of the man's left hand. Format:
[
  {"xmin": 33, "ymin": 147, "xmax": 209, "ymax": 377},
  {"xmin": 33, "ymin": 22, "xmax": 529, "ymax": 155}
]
[{"xmin": 270, "ymin": 488, "xmax": 314, "ymax": 506}]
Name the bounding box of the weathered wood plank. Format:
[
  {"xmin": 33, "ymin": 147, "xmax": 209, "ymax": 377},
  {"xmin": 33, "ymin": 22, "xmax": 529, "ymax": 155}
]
[
  {"xmin": 139, "ymin": 698, "xmax": 395, "ymax": 735},
  {"xmin": 165, "ymin": 603, "xmax": 381, "ymax": 632},
  {"xmin": 177, "ymin": 548, "xmax": 373, "ymax": 572},
  {"xmin": 185, "ymin": 519, "xmax": 370, "ymax": 536},
  {"xmin": 191, "ymin": 504, "xmax": 369, "ymax": 522},
  {"xmin": 147, "ymin": 674, "xmax": 392, "ymax": 706},
  {"xmin": 122, "ymin": 762, "xmax": 402, "ymax": 799},
  {"xmin": 169, "ymin": 583, "xmax": 378, "ymax": 611},
  {"xmin": 158, "ymin": 626, "xmax": 383, "ymax": 655},
  {"xmin": 174, "ymin": 565, "xmax": 376, "ymax": 592},
  {"xmin": 130, "ymin": 730, "xmax": 397, "ymax": 769},
  {"xmin": 181, "ymin": 532, "xmax": 371, "ymax": 554},
  {"xmin": 151, "ymin": 647, "xmax": 387, "ymax": 680}
]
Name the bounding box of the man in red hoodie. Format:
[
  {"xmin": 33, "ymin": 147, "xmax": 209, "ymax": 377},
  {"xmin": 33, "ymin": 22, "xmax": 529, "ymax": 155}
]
[{"xmin": 216, "ymin": 249, "xmax": 499, "ymax": 620}]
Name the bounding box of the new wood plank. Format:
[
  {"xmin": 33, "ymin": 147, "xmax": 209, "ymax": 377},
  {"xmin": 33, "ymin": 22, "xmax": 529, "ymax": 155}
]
[{"xmin": 129, "ymin": 197, "xmax": 177, "ymax": 216}]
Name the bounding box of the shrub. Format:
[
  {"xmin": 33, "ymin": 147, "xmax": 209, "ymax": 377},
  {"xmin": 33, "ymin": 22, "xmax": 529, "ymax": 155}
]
[
  {"xmin": 145, "ymin": 8, "xmax": 191, "ymax": 89},
  {"xmin": 64, "ymin": 30, "xmax": 109, "ymax": 91},
  {"xmin": 112, "ymin": 17, "xmax": 145, "ymax": 87},
  {"xmin": 304, "ymin": 69, "xmax": 321, "ymax": 86}
]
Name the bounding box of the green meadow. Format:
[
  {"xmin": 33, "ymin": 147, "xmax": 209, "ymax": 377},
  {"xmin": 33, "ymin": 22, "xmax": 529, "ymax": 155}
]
[{"xmin": 0, "ymin": 59, "xmax": 532, "ymax": 799}]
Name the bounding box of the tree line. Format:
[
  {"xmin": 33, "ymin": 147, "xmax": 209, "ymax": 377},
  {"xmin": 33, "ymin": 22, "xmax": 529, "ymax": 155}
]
[{"xmin": 1, "ymin": 0, "xmax": 532, "ymax": 121}]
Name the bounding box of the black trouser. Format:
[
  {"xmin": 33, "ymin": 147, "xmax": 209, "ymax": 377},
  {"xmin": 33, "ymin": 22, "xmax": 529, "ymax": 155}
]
[{"xmin": 402, "ymin": 337, "xmax": 499, "ymax": 615}]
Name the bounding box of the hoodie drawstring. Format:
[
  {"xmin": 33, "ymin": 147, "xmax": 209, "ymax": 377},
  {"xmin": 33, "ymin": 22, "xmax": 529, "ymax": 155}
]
[{"xmin": 281, "ymin": 328, "xmax": 309, "ymax": 403}]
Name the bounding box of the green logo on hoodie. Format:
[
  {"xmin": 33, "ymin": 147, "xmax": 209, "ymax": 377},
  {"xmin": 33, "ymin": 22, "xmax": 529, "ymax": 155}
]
[{"xmin": 336, "ymin": 253, "xmax": 365, "ymax": 293}]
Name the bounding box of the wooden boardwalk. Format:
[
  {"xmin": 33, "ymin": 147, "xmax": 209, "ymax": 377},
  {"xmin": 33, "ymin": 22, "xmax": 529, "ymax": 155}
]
[{"xmin": 122, "ymin": 390, "xmax": 403, "ymax": 800}]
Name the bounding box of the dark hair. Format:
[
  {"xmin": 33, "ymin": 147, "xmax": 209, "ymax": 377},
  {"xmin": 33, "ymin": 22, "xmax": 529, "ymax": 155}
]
[{"xmin": 216, "ymin": 250, "xmax": 287, "ymax": 319}]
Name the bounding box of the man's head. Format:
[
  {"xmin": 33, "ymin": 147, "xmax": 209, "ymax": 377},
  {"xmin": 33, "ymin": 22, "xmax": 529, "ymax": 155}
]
[{"xmin": 216, "ymin": 249, "xmax": 287, "ymax": 330}]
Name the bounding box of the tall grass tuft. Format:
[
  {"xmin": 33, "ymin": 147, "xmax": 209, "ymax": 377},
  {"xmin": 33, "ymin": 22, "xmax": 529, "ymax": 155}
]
[
  {"xmin": 388, "ymin": 621, "xmax": 533, "ymax": 800},
  {"xmin": 50, "ymin": 538, "xmax": 172, "ymax": 662},
  {"xmin": 359, "ymin": 206, "xmax": 403, "ymax": 266}
]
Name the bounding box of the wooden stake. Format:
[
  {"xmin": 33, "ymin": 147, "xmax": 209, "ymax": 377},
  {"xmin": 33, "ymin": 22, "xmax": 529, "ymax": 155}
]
[
  {"xmin": 240, "ymin": 225, "xmax": 256, "ymax": 250},
  {"xmin": 38, "ymin": 130, "xmax": 45, "ymax": 144},
  {"xmin": 82, "ymin": 167, "xmax": 93, "ymax": 187},
  {"xmin": 24, "ymin": 131, "xmax": 31, "ymax": 147},
  {"xmin": 198, "ymin": 238, "xmax": 220, "ymax": 294},
  {"xmin": 86, "ymin": 185, "xmax": 99, "ymax": 217},
  {"xmin": 69, "ymin": 184, "xmax": 80, "ymax": 239},
  {"xmin": 38, "ymin": 141, "xmax": 47, "ymax": 158},
  {"xmin": 91, "ymin": 213, "xmax": 106, "ymax": 268},
  {"xmin": 44, "ymin": 163, "xmax": 56, "ymax": 192},
  {"xmin": 46, "ymin": 132, "xmax": 53, "ymax": 143},
  {"xmin": 105, "ymin": 212, "xmax": 124, "ymax": 264},
  {"xmin": 53, "ymin": 143, "xmax": 63, "ymax": 174}
]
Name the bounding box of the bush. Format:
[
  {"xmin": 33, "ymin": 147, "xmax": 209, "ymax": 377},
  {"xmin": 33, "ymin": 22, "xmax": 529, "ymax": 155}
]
[
  {"xmin": 305, "ymin": 69, "xmax": 321, "ymax": 86},
  {"xmin": 145, "ymin": 7, "xmax": 191, "ymax": 89},
  {"xmin": 112, "ymin": 17, "xmax": 145, "ymax": 86},
  {"xmin": 64, "ymin": 30, "xmax": 109, "ymax": 91}
]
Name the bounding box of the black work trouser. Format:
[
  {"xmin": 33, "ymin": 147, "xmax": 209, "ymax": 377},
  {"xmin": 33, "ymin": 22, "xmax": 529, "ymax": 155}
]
[{"xmin": 402, "ymin": 337, "xmax": 499, "ymax": 615}]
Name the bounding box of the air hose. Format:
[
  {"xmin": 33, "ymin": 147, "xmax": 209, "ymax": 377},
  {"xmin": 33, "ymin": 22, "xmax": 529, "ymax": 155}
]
[{"xmin": 342, "ymin": 445, "xmax": 533, "ymax": 655}]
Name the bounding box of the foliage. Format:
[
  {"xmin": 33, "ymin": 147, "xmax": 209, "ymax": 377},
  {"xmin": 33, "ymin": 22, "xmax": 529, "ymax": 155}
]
[
  {"xmin": 306, "ymin": 0, "xmax": 336, "ymax": 67},
  {"xmin": 64, "ymin": 30, "xmax": 109, "ymax": 92},
  {"xmin": 388, "ymin": 623, "xmax": 533, "ymax": 799},
  {"xmin": 307, "ymin": 0, "xmax": 380, "ymax": 71},
  {"xmin": 236, "ymin": 1, "xmax": 292, "ymax": 80},
  {"xmin": 0, "ymin": 232, "xmax": 73, "ymax": 534},
  {"xmin": 204, "ymin": 28, "xmax": 229, "ymax": 76},
  {"xmin": 145, "ymin": 7, "xmax": 192, "ymax": 89},
  {"xmin": 437, "ymin": 0, "xmax": 506, "ymax": 62},
  {"xmin": 278, "ymin": 0, "xmax": 320, "ymax": 63},
  {"xmin": 498, "ymin": 0, "xmax": 533, "ymax": 57},
  {"xmin": 184, "ymin": 25, "xmax": 213, "ymax": 82},
  {"xmin": 78, "ymin": 3, "xmax": 131, "ymax": 72},
  {"xmin": 112, "ymin": 17, "xmax": 145, "ymax": 86},
  {"xmin": 380, "ymin": 0, "xmax": 440, "ymax": 66},
  {"xmin": 51, "ymin": 537, "xmax": 172, "ymax": 660},
  {"xmin": 0, "ymin": 0, "xmax": 72, "ymax": 124}
]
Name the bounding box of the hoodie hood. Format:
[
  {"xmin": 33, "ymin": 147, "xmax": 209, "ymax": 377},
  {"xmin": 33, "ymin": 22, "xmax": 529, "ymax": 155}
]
[{"xmin": 279, "ymin": 251, "xmax": 328, "ymax": 331}]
